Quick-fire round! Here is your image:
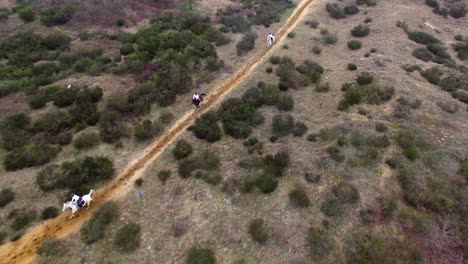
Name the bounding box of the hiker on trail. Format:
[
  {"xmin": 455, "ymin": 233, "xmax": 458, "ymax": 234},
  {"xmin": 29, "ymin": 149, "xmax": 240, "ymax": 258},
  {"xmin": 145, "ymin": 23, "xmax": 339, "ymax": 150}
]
[{"xmin": 267, "ymin": 33, "xmax": 276, "ymax": 47}]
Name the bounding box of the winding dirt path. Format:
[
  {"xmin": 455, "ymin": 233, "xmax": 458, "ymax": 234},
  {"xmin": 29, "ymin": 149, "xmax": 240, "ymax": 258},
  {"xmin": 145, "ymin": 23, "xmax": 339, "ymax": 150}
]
[{"xmin": 0, "ymin": 1, "xmax": 314, "ymax": 263}]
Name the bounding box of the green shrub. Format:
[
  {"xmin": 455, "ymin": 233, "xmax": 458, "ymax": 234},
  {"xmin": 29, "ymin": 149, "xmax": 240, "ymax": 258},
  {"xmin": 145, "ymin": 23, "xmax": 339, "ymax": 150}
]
[
  {"xmin": 42, "ymin": 32, "xmax": 71, "ymax": 50},
  {"xmin": 378, "ymin": 197, "xmax": 398, "ymax": 220},
  {"xmin": 134, "ymin": 120, "xmax": 162, "ymax": 141},
  {"xmin": 158, "ymin": 170, "xmax": 171, "ymax": 183},
  {"xmin": 421, "ymin": 67, "xmax": 443, "ymax": 84},
  {"xmin": 322, "ymin": 33, "xmax": 338, "ymax": 45},
  {"xmin": 266, "ymin": 67, "xmax": 273, "ymax": 73},
  {"xmin": 305, "ymin": 19, "xmax": 320, "ymax": 28},
  {"xmin": 41, "ymin": 206, "xmax": 59, "ymax": 220},
  {"xmin": 186, "ymin": 247, "xmax": 216, "ymax": 264},
  {"xmin": 220, "ymin": 14, "xmax": 250, "ymax": 33},
  {"xmin": 438, "ymin": 76, "xmax": 464, "ymax": 91},
  {"xmin": 81, "ymin": 202, "xmax": 119, "ymax": 244},
  {"xmin": 37, "ymin": 238, "xmax": 66, "ymax": 257},
  {"xmin": 289, "ymin": 187, "xmax": 311, "ymax": 207},
  {"xmin": 356, "ymin": 72, "xmax": 374, "ymax": 85},
  {"xmin": 236, "ymin": 31, "xmax": 257, "ymax": 56},
  {"xmin": 287, "ymin": 32, "xmax": 296, "ymax": 38},
  {"xmin": 11, "ymin": 210, "xmax": 36, "ymax": 230},
  {"xmin": 114, "ymin": 223, "xmax": 141, "ymax": 252},
  {"xmin": 348, "ymin": 40, "xmax": 362, "ymax": 50},
  {"xmin": 0, "ymin": 8, "xmax": 10, "ymax": 20},
  {"xmin": 115, "ymin": 18, "xmax": 126, "ymax": 27},
  {"xmin": 452, "ymin": 41, "xmax": 468, "ymax": 60},
  {"xmin": 327, "ymin": 145, "xmax": 345, "ymax": 162},
  {"xmin": 173, "ymin": 140, "xmax": 193, "ymax": 160},
  {"xmin": 98, "ymin": 110, "xmax": 128, "ymax": 143},
  {"xmin": 312, "ymin": 45, "xmax": 322, "ymax": 54},
  {"xmin": 403, "ymin": 145, "xmax": 420, "ymax": 161},
  {"xmin": 36, "ymin": 164, "xmax": 61, "ymax": 191},
  {"xmin": 178, "ymin": 158, "xmax": 199, "ymax": 178},
  {"xmin": 348, "ymin": 63, "xmax": 357, "ymax": 71},
  {"xmin": 425, "ymin": 0, "xmax": 439, "ymax": 8},
  {"xmin": 40, "ymin": 6, "xmax": 74, "ymax": 26},
  {"xmin": 18, "ymin": 7, "xmax": 35, "ymax": 22},
  {"xmin": 316, "ymin": 82, "xmax": 330, "ymax": 92},
  {"xmin": 351, "ymin": 25, "xmax": 370, "ymax": 37},
  {"xmin": 272, "ymin": 114, "xmax": 294, "ymax": 137},
  {"xmin": 449, "ymin": 2, "xmax": 467, "ymax": 18},
  {"xmin": 52, "ymin": 88, "xmax": 77, "ymax": 108},
  {"xmin": 375, "ymin": 123, "xmax": 387, "ymax": 132},
  {"xmin": 4, "ymin": 143, "xmax": 58, "ymax": 171},
  {"xmin": 292, "ymin": 122, "xmax": 308, "ymax": 137},
  {"xmin": 407, "ymin": 31, "xmax": 440, "ymax": 45},
  {"xmin": 412, "ymin": 48, "xmax": 433, "ymax": 62},
  {"xmin": 248, "ymin": 219, "xmax": 268, "ymax": 243},
  {"xmin": 0, "ymin": 231, "xmax": 6, "ymax": 245},
  {"xmin": 321, "ymin": 197, "xmax": 344, "ymax": 218},
  {"xmin": 28, "ymin": 94, "xmax": 48, "ymax": 109},
  {"xmin": 307, "ymin": 226, "xmax": 334, "ymax": 260},
  {"xmin": 190, "ymin": 111, "xmax": 221, "ymax": 142},
  {"xmin": 276, "ymin": 94, "xmax": 294, "ymax": 111},
  {"xmin": 120, "ymin": 44, "xmax": 134, "ymax": 55},
  {"xmin": 73, "ymin": 132, "xmax": 100, "ymax": 149},
  {"xmin": 333, "ymin": 182, "xmax": 360, "ymax": 204},
  {"xmin": 269, "ymin": 56, "xmax": 281, "ymax": 64},
  {"xmin": 0, "ymin": 188, "xmax": 15, "ymax": 207},
  {"xmin": 59, "ymin": 156, "xmax": 114, "ymax": 192},
  {"xmin": 344, "ymin": 5, "xmax": 360, "ymax": 15},
  {"xmin": 399, "ymin": 208, "xmax": 432, "ymax": 235},
  {"xmin": 326, "ymin": 3, "xmax": 346, "ymax": 19}
]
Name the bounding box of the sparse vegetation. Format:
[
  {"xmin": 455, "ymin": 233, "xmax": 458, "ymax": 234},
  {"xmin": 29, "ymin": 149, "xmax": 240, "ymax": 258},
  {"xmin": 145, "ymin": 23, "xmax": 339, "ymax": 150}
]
[
  {"xmin": 73, "ymin": 132, "xmax": 100, "ymax": 149},
  {"xmin": 186, "ymin": 247, "xmax": 216, "ymax": 264},
  {"xmin": 351, "ymin": 25, "xmax": 370, "ymax": 37},
  {"xmin": 307, "ymin": 226, "xmax": 334, "ymax": 260},
  {"xmin": 248, "ymin": 219, "xmax": 268, "ymax": 243},
  {"xmin": 236, "ymin": 32, "xmax": 257, "ymax": 56},
  {"xmin": 173, "ymin": 140, "xmax": 193, "ymax": 160},
  {"xmin": 289, "ymin": 187, "xmax": 311, "ymax": 207},
  {"xmin": 81, "ymin": 202, "xmax": 119, "ymax": 244},
  {"xmin": 114, "ymin": 223, "xmax": 141, "ymax": 252},
  {"xmin": 348, "ymin": 40, "xmax": 362, "ymax": 50},
  {"xmin": 157, "ymin": 170, "xmax": 171, "ymax": 183},
  {"xmin": 0, "ymin": 188, "xmax": 15, "ymax": 208}
]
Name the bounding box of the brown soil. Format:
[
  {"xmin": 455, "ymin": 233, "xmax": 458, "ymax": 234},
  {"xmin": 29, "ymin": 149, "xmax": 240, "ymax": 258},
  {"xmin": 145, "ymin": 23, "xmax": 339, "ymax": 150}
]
[{"xmin": 0, "ymin": 0, "xmax": 315, "ymax": 263}]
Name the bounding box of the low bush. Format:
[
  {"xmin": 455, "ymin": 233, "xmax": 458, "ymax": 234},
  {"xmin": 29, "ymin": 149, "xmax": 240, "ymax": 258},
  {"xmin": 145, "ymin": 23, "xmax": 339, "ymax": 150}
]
[
  {"xmin": 190, "ymin": 111, "xmax": 221, "ymax": 142},
  {"xmin": 269, "ymin": 56, "xmax": 281, "ymax": 64},
  {"xmin": 307, "ymin": 226, "xmax": 334, "ymax": 260},
  {"xmin": 316, "ymin": 82, "xmax": 330, "ymax": 92},
  {"xmin": 437, "ymin": 101, "xmax": 459, "ymax": 113},
  {"xmin": 0, "ymin": 188, "xmax": 15, "ymax": 207},
  {"xmin": 321, "ymin": 197, "xmax": 345, "ymax": 218},
  {"xmin": 312, "ymin": 45, "xmax": 321, "ymax": 54},
  {"xmin": 403, "ymin": 145, "xmax": 420, "ymax": 161},
  {"xmin": 186, "ymin": 247, "xmax": 216, "ymax": 264},
  {"xmin": 248, "ymin": 219, "xmax": 268, "ymax": 243},
  {"xmin": 36, "ymin": 165, "xmax": 61, "ymax": 191},
  {"xmin": 272, "ymin": 114, "xmax": 294, "ymax": 137},
  {"xmin": 98, "ymin": 110, "xmax": 128, "ymax": 143},
  {"xmin": 28, "ymin": 94, "xmax": 47, "ymax": 109},
  {"xmin": 173, "ymin": 140, "xmax": 193, "ymax": 160},
  {"xmin": 452, "ymin": 41, "xmax": 468, "ymax": 60},
  {"xmin": 344, "ymin": 5, "xmax": 360, "ymax": 15},
  {"xmin": 178, "ymin": 158, "xmax": 199, "ymax": 178},
  {"xmin": 276, "ymin": 94, "xmax": 294, "ymax": 111},
  {"xmin": 289, "ymin": 187, "xmax": 311, "ymax": 207},
  {"xmin": 292, "ymin": 122, "xmax": 308, "ymax": 137},
  {"xmin": 375, "ymin": 123, "xmax": 388, "ymax": 132},
  {"xmin": 120, "ymin": 44, "xmax": 134, "ymax": 55},
  {"xmin": 60, "ymin": 156, "xmax": 114, "ymax": 192},
  {"xmin": 116, "ymin": 18, "xmax": 126, "ymax": 27},
  {"xmin": 327, "ymin": 145, "xmax": 345, "ymax": 162},
  {"xmin": 0, "ymin": 7, "xmax": 10, "ymax": 20},
  {"xmin": 321, "ymin": 33, "xmax": 338, "ymax": 45},
  {"xmin": 52, "ymin": 88, "xmax": 77, "ymax": 108},
  {"xmin": 326, "ymin": 3, "xmax": 346, "ymax": 19},
  {"xmin": 73, "ymin": 132, "xmax": 99, "ymax": 149},
  {"xmin": 37, "ymin": 238, "xmax": 67, "ymax": 257},
  {"xmin": 18, "ymin": 7, "xmax": 35, "ymax": 22},
  {"xmin": 351, "ymin": 25, "xmax": 370, "ymax": 37},
  {"xmin": 266, "ymin": 67, "xmax": 273, "ymax": 73},
  {"xmin": 332, "ymin": 182, "xmax": 360, "ymax": 204},
  {"xmin": 80, "ymin": 202, "xmax": 119, "ymax": 244},
  {"xmin": 42, "ymin": 32, "xmax": 71, "ymax": 50},
  {"xmin": 407, "ymin": 31, "xmax": 440, "ymax": 45},
  {"xmin": 378, "ymin": 197, "xmax": 398, "ymax": 220},
  {"xmin": 412, "ymin": 48, "xmax": 433, "ymax": 62},
  {"xmin": 356, "ymin": 71, "xmax": 374, "ymax": 85},
  {"xmin": 114, "ymin": 223, "xmax": 141, "ymax": 252},
  {"xmin": 438, "ymin": 76, "xmax": 464, "ymax": 92},
  {"xmin": 305, "ymin": 19, "xmax": 319, "ymax": 28},
  {"xmin": 4, "ymin": 143, "xmax": 58, "ymax": 171},
  {"xmin": 425, "ymin": 0, "xmax": 439, "ymax": 8},
  {"xmin": 134, "ymin": 120, "xmax": 162, "ymax": 141},
  {"xmin": 348, "ymin": 63, "xmax": 357, "ymax": 71},
  {"xmin": 348, "ymin": 40, "xmax": 362, "ymax": 50},
  {"xmin": 449, "ymin": 2, "xmax": 467, "ymax": 18},
  {"xmin": 41, "ymin": 206, "xmax": 59, "ymax": 220},
  {"xmin": 421, "ymin": 67, "xmax": 443, "ymax": 84},
  {"xmin": 157, "ymin": 170, "xmax": 171, "ymax": 183},
  {"xmin": 399, "ymin": 207, "xmax": 432, "ymax": 235},
  {"xmin": 11, "ymin": 210, "xmax": 36, "ymax": 230},
  {"xmin": 287, "ymin": 32, "xmax": 296, "ymax": 38},
  {"xmin": 40, "ymin": 6, "xmax": 74, "ymax": 26},
  {"xmin": 236, "ymin": 31, "xmax": 257, "ymax": 56}
]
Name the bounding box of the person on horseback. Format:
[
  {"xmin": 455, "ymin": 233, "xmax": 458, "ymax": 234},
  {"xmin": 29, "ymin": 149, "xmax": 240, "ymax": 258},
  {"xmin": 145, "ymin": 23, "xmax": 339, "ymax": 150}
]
[
  {"xmin": 267, "ymin": 33, "xmax": 276, "ymax": 47},
  {"xmin": 71, "ymin": 193, "xmax": 85, "ymax": 208},
  {"xmin": 192, "ymin": 92, "xmax": 206, "ymax": 108}
]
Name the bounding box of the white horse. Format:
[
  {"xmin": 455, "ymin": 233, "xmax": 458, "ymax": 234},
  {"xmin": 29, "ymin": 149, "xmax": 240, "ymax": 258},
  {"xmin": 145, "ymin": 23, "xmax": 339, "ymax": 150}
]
[{"xmin": 62, "ymin": 190, "xmax": 94, "ymax": 219}]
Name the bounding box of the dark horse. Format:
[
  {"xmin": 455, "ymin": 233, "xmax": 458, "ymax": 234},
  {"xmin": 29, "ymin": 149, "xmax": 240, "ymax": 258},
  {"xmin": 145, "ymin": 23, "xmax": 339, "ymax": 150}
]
[{"xmin": 192, "ymin": 93, "xmax": 206, "ymax": 108}]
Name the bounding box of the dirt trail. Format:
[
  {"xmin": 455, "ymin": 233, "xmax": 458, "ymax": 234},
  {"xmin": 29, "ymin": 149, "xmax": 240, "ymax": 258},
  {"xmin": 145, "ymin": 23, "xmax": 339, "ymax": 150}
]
[{"xmin": 0, "ymin": 1, "xmax": 314, "ymax": 263}]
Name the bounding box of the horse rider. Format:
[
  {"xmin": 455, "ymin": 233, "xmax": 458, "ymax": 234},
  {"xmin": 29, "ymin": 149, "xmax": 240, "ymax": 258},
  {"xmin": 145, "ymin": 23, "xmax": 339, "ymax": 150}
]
[
  {"xmin": 267, "ymin": 33, "xmax": 276, "ymax": 47},
  {"xmin": 71, "ymin": 193, "xmax": 85, "ymax": 208},
  {"xmin": 192, "ymin": 92, "xmax": 201, "ymax": 108}
]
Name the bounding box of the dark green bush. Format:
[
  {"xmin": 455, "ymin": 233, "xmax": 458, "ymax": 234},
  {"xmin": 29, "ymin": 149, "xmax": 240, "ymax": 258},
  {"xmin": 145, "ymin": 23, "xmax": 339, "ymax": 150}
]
[
  {"xmin": 421, "ymin": 67, "xmax": 443, "ymax": 84},
  {"xmin": 266, "ymin": 67, "xmax": 273, "ymax": 73},
  {"xmin": 305, "ymin": 19, "xmax": 319, "ymax": 28},
  {"xmin": 32, "ymin": 110, "xmax": 73, "ymax": 135},
  {"xmin": 321, "ymin": 197, "xmax": 344, "ymax": 218},
  {"xmin": 60, "ymin": 156, "xmax": 114, "ymax": 192},
  {"xmin": 0, "ymin": 231, "xmax": 6, "ymax": 245},
  {"xmin": 378, "ymin": 197, "xmax": 398, "ymax": 220},
  {"xmin": 351, "ymin": 25, "xmax": 370, "ymax": 37},
  {"xmin": 292, "ymin": 122, "xmax": 308, "ymax": 137},
  {"xmin": 4, "ymin": 143, "xmax": 58, "ymax": 171},
  {"xmin": 332, "ymin": 182, "xmax": 360, "ymax": 204},
  {"xmin": 52, "ymin": 88, "xmax": 77, "ymax": 108},
  {"xmin": 276, "ymin": 94, "xmax": 294, "ymax": 111},
  {"xmin": 375, "ymin": 123, "xmax": 388, "ymax": 132},
  {"xmin": 307, "ymin": 226, "xmax": 334, "ymax": 260},
  {"xmin": 173, "ymin": 140, "xmax": 193, "ymax": 160},
  {"xmin": 120, "ymin": 44, "xmax": 134, "ymax": 55},
  {"xmin": 0, "ymin": 8, "xmax": 10, "ymax": 20},
  {"xmin": 18, "ymin": 7, "xmax": 35, "ymax": 22},
  {"xmin": 403, "ymin": 145, "xmax": 420, "ymax": 161},
  {"xmin": 190, "ymin": 111, "xmax": 221, "ymax": 142},
  {"xmin": 348, "ymin": 40, "xmax": 362, "ymax": 50},
  {"xmin": 114, "ymin": 223, "xmax": 141, "ymax": 252},
  {"xmin": 316, "ymin": 83, "xmax": 330, "ymax": 92},
  {"xmin": 40, "ymin": 6, "xmax": 74, "ymax": 26},
  {"xmin": 452, "ymin": 41, "xmax": 468, "ymax": 60},
  {"xmin": 178, "ymin": 158, "xmax": 199, "ymax": 178},
  {"xmin": 438, "ymin": 76, "xmax": 464, "ymax": 92},
  {"xmin": 326, "ymin": 3, "xmax": 346, "ymax": 19},
  {"xmin": 269, "ymin": 56, "xmax": 281, "ymax": 64},
  {"xmin": 158, "ymin": 170, "xmax": 171, "ymax": 183},
  {"xmin": 327, "ymin": 145, "xmax": 345, "ymax": 162},
  {"xmin": 312, "ymin": 45, "xmax": 322, "ymax": 54},
  {"xmin": 81, "ymin": 202, "xmax": 119, "ymax": 244},
  {"xmin": 425, "ymin": 0, "xmax": 439, "ymax": 8},
  {"xmin": 412, "ymin": 48, "xmax": 433, "ymax": 62},
  {"xmin": 248, "ymin": 219, "xmax": 268, "ymax": 243},
  {"xmin": 36, "ymin": 164, "xmax": 61, "ymax": 191},
  {"xmin": 0, "ymin": 188, "xmax": 15, "ymax": 207},
  {"xmin": 41, "ymin": 206, "xmax": 59, "ymax": 220},
  {"xmin": 134, "ymin": 120, "xmax": 162, "ymax": 141},
  {"xmin": 272, "ymin": 114, "xmax": 294, "ymax": 137},
  {"xmin": 186, "ymin": 247, "xmax": 216, "ymax": 264},
  {"xmin": 449, "ymin": 2, "xmax": 467, "ymax": 18},
  {"xmin": 321, "ymin": 33, "xmax": 338, "ymax": 45},
  {"xmin": 73, "ymin": 132, "xmax": 100, "ymax": 149},
  {"xmin": 11, "ymin": 210, "xmax": 36, "ymax": 230},
  {"xmin": 28, "ymin": 94, "xmax": 48, "ymax": 109},
  {"xmin": 356, "ymin": 72, "xmax": 374, "ymax": 85},
  {"xmin": 98, "ymin": 110, "xmax": 128, "ymax": 143},
  {"xmin": 220, "ymin": 14, "xmax": 251, "ymax": 33},
  {"xmin": 236, "ymin": 31, "xmax": 257, "ymax": 56},
  {"xmin": 344, "ymin": 5, "xmax": 360, "ymax": 15},
  {"xmin": 348, "ymin": 63, "xmax": 357, "ymax": 71},
  {"xmin": 407, "ymin": 31, "xmax": 440, "ymax": 45},
  {"xmin": 42, "ymin": 32, "xmax": 71, "ymax": 50},
  {"xmin": 287, "ymin": 32, "xmax": 296, "ymax": 38},
  {"xmin": 289, "ymin": 187, "xmax": 311, "ymax": 207},
  {"xmin": 116, "ymin": 18, "xmax": 126, "ymax": 27}
]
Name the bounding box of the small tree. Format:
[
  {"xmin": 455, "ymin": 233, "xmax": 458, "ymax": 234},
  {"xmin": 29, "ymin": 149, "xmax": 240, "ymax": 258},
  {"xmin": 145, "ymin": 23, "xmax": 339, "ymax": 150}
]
[
  {"xmin": 236, "ymin": 32, "xmax": 257, "ymax": 56},
  {"xmin": 351, "ymin": 25, "xmax": 370, "ymax": 37},
  {"xmin": 172, "ymin": 140, "xmax": 193, "ymax": 159}
]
